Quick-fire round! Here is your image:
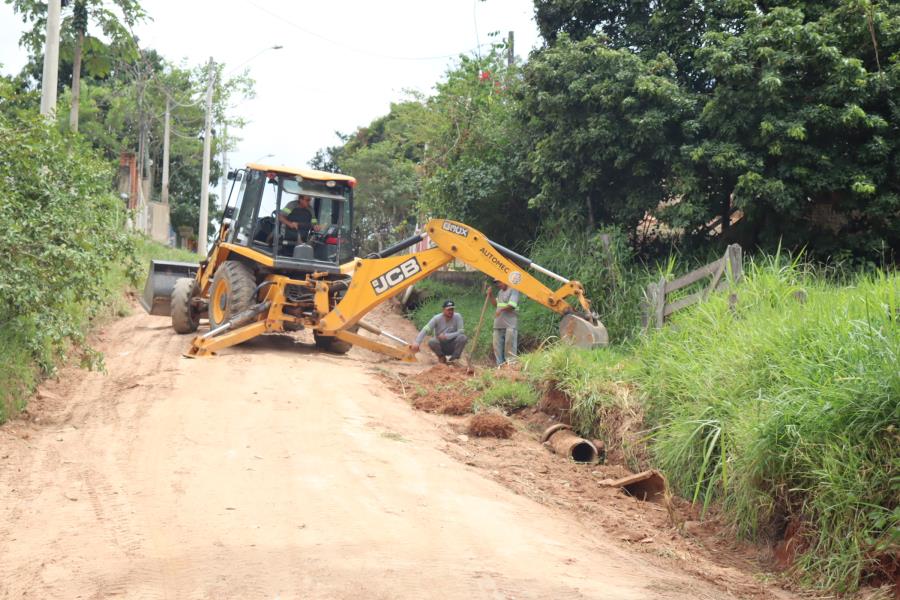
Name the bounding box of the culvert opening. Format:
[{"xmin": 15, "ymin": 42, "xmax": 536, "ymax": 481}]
[{"xmin": 570, "ymin": 441, "xmax": 598, "ymax": 463}]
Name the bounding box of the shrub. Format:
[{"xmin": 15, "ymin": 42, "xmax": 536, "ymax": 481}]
[{"xmin": 0, "ymin": 96, "xmax": 134, "ymax": 421}]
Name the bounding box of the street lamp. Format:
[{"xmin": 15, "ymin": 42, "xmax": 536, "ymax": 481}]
[
  {"xmin": 210, "ymin": 44, "xmax": 284, "ymax": 255},
  {"xmin": 227, "ymin": 44, "xmax": 284, "ymax": 76}
]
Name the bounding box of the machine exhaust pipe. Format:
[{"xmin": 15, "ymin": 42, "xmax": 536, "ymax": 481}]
[{"xmin": 541, "ymin": 424, "xmax": 600, "ymax": 464}]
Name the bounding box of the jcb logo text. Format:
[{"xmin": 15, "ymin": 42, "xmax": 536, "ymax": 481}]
[{"xmin": 371, "ymin": 257, "xmax": 421, "ymax": 295}]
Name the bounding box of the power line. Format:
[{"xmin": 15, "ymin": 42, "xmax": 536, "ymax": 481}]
[{"xmin": 243, "ymin": 0, "xmax": 484, "ymax": 62}]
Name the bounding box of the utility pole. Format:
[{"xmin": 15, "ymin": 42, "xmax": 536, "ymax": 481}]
[
  {"xmin": 198, "ymin": 57, "xmax": 215, "ymax": 255},
  {"xmin": 161, "ymin": 97, "xmax": 171, "ymax": 204},
  {"xmin": 39, "ymin": 0, "xmax": 62, "ymax": 117},
  {"xmin": 219, "ymin": 121, "xmax": 228, "ymax": 211},
  {"xmin": 507, "ymin": 30, "xmax": 514, "ymax": 67}
]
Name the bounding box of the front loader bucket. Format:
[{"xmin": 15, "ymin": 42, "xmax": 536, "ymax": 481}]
[
  {"xmin": 139, "ymin": 260, "xmax": 199, "ymax": 316},
  {"xmin": 559, "ymin": 314, "xmax": 609, "ymax": 349}
]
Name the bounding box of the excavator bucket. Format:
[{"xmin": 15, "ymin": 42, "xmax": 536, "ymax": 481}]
[
  {"xmin": 139, "ymin": 260, "xmax": 199, "ymax": 317},
  {"xmin": 559, "ymin": 314, "xmax": 609, "ymax": 349}
]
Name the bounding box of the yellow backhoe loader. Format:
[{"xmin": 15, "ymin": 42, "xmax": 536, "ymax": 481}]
[{"xmin": 140, "ymin": 163, "xmax": 607, "ymax": 360}]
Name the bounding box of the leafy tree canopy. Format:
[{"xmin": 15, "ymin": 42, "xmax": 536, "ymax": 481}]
[{"xmin": 528, "ymin": 0, "xmax": 900, "ymax": 260}]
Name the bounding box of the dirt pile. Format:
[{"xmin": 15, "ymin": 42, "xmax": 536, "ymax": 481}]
[
  {"xmin": 407, "ymin": 364, "xmax": 473, "ymax": 415},
  {"xmin": 467, "ymin": 412, "xmax": 514, "ymax": 438}
]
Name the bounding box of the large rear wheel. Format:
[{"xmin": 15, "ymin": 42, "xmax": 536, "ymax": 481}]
[
  {"xmin": 171, "ymin": 277, "xmax": 200, "ymax": 334},
  {"xmin": 208, "ymin": 261, "xmax": 256, "ymax": 329}
]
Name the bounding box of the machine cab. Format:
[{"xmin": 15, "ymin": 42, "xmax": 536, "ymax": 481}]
[{"xmin": 224, "ymin": 164, "xmax": 355, "ymax": 275}]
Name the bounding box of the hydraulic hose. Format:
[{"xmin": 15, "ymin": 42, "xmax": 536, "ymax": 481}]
[
  {"xmin": 367, "ymin": 234, "xmax": 424, "ymax": 259},
  {"xmin": 487, "ymin": 240, "xmax": 570, "ymax": 284}
]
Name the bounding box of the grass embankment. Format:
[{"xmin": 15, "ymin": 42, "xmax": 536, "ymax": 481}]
[
  {"xmin": 429, "ymin": 257, "xmax": 898, "ymax": 592},
  {"xmin": 571, "ymin": 262, "xmax": 898, "ymax": 592},
  {"xmin": 0, "ymin": 237, "xmax": 196, "ymax": 423}
]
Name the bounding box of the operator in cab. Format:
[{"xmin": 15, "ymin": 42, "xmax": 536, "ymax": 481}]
[
  {"xmin": 410, "ymin": 300, "xmax": 467, "ymax": 364},
  {"xmin": 278, "ymin": 194, "xmax": 320, "ymax": 241}
]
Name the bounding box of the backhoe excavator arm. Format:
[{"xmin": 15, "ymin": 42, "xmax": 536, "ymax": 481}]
[
  {"xmin": 317, "ymin": 219, "xmax": 596, "ymax": 358},
  {"xmin": 184, "ymin": 218, "xmax": 604, "ymax": 360}
]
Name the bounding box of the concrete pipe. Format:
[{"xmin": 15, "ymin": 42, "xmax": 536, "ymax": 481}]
[{"xmin": 541, "ymin": 424, "xmax": 599, "ymax": 464}]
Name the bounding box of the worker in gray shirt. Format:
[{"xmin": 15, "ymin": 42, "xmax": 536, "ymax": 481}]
[
  {"xmin": 488, "ymin": 280, "xmax": 520, "ymax": 365},
  {"xmin": 410, "ymin": 300, "xmax": 467, "ymax": 364}
]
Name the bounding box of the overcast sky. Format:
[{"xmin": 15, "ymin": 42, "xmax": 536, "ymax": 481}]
[{"xmin": 1, "ymin": 0, "xmax": 540, "ymax": 176}]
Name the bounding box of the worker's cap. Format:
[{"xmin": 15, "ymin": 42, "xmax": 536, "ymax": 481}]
[{"xmin": 442, "ymin": 300, "xmax": 455, "ymax": 309}]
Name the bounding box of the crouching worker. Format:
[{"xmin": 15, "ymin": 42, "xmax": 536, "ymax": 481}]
[{"xmin": 409, "ymin": 300, "xmax": 467, "ymax": 364}]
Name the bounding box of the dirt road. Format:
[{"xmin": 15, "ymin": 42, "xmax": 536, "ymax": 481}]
[{"xmin": 1, "ymin": 309, "xmax": 753, "ymax": 599}]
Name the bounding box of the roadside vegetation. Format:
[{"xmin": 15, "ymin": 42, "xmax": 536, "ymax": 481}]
[
  {"xmin": 0, "ymin": 0, "xmax": 246, "ymax": 422},
  {"xmin": 442, "ymin": 257, "xmax": 898, "ymax": 593},
  {"xmin": 0, "ymin": 94, "xmax": 130, "ymax": 421},
  {"xmin": 0, "ymin": 80, "xmax": 196, "ymax": 423},
  {"xmin": 1, "ymin": 0, "xmax": 896, "ymax": 593}
]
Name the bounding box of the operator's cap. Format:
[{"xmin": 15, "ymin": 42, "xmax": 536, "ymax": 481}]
[{"xmin": 442, "ymin": 300, "xmax": 455, "ymax": 309}]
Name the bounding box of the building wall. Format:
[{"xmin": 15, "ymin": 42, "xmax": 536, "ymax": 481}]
[{"xmin": 148, "ymin": 201, "xmax": 171, "ymax": 244}]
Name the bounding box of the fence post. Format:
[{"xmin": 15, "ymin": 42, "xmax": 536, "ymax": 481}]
[
  {"xmin": 655, "ymin": 276, "xmax": 667, "ymax": 329},
  {"xmin": 641, "ymin": 285, "xmax": 652, "ymax": 331},
  {"xmin": 728, "ymin": 244, "xmax": 743, "ymax": 283}
]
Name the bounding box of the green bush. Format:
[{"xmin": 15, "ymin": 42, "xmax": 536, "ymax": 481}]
[{"xmin": 0, "ymin": 95, "xmax": 134, "ymax": 421}]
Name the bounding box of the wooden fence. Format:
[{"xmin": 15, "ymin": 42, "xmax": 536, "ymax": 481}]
[{"xmin": 643, "ymin": 244, "xmax": 743, "ymax": 330}]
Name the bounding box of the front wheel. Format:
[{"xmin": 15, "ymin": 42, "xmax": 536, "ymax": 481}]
[{"xmin": 171, "ymin": 277, "xmax": 200, "ymax": 334}]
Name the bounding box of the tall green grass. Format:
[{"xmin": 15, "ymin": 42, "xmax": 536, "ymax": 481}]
[
  {"xmin": 516, "ymin": 255, "xmax": 897, "ymax": 591},
  {"xmin": 635, "ymin": 256, "xmax": 899, "ymax": 591},
  {"xmin": 524, "ymin": 228, "xmax": 648, "ymax": 343}
]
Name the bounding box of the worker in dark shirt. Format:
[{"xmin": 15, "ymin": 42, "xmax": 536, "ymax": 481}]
[{"xmin": 278, "ymin": 195, "xmax": 319, "ymax": 241}]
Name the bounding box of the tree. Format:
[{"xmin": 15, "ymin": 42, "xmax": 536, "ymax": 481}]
[
  {"xmin": 418, "ymin": 52, "xmax": 538, "ymax": 246},
  {"xmin": 519, "ymin": 36, "xmax": 692, "ymax": 236},
  {"xmin": 6, "ymin": 0, "xmax": 146, "ymax": 132},
  {"xmin": 340, "ymin": 142, "xmax": 419, "ymax": 255},
  {"xmin": 675, "ymin": 3, "xmax": 900, "ymax": 255},
  {"xmin": 530, "ymin": 0, "xmax": 900, "ymax": 260},
  {"xmin": 315, "ymin": 49, "xmax": 538, "ymax": 250}
]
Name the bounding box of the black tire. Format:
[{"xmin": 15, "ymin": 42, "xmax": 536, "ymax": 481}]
[
  {"xmin": 208, "ymin": 261, "xmax": 256, "ymax": 329},
  {"xmin": 171, "ymin": 278, "xmax": 200, "ymax": 334},
  {"xmin": 314, "ymin": 325, "xmax": 358, "ymax": 355}
]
